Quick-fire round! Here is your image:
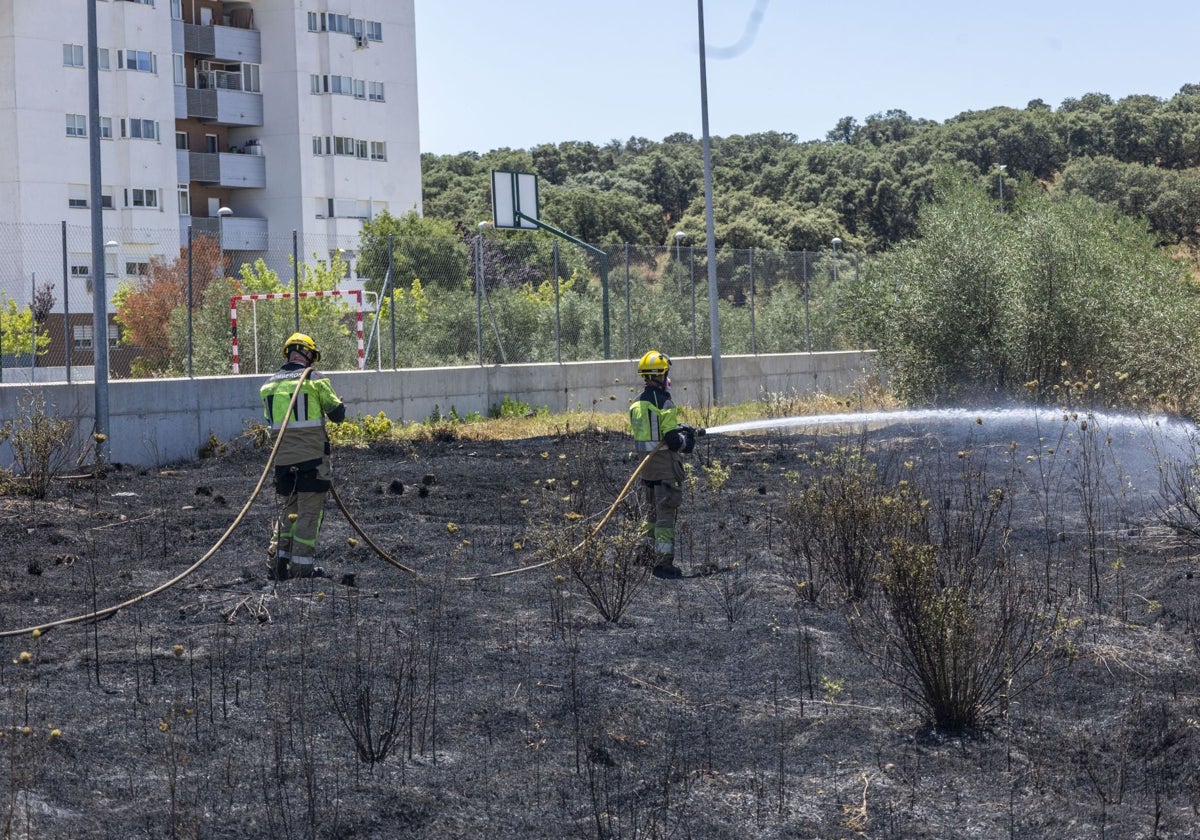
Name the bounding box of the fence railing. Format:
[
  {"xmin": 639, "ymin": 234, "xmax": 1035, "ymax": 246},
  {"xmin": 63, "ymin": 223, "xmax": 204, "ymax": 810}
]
[{"xmin": 0, "ymin": 221, "xmax": 865, "ymax": 383}]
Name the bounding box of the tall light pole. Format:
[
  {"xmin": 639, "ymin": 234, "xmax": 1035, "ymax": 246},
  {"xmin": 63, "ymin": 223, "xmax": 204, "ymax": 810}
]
[
  {"xmin": 995, "ymin": 164, "xmax": 1006, "ymax": 213},
  {"xmin": 88, "ymin": 0, "xmax": 109, "ymax": 464},
  {"xmin": 217, "ymin": 206, "xmax": 232, "ymax": 276},
  {"xmin": 830, "ymin": 237, "xmax": 842, "ymax": 283},
  {"xmin": 696, "ymin": 0, "xmax": 722, "ymax": 401}
]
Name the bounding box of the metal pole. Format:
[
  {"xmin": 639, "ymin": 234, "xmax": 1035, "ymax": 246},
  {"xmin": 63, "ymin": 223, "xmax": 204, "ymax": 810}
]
[
  {"xmin": 388, "ymin": 233, "xmax": 395, "ymax": 369},
  {"xmin": 475, "ymin": 227, "xmax": 484, "ymax": 365},
  {"xmin": 689, "ymin": 245, "xmax": 696, "ymax": 356},
  {"xmin": 62, "ymin": 221, "xmax": 71, "ymax": 382},
  {"xmin": 87, "ymin": 0, "xmax": 109, "ymax": 462},
  {"xmin": 553, "ymin": 241, "xmax": 561, "ymax": 364},
  {"xmin": 30, "ymin": 273, "xmax": 36, "ymax": 381},
  {"xmin": 292, "ymin": 230, "xmax": 300, "ymax": 331},
  {"xmin": 186, "ymin": 225, "xmax": 194, "ymax": 377},
  {"xmin": 624, "ymin": 244, "xmax": 631, "ymax": 359},
  {"xmin": 802, "ymin": 249, "xmax": 811, "ymax": 353},
  {"xmin": 748, "ymin": 247, "xmax": 756, "ymax": 355},
  {"xmin": 697, "ymin": 0, "xmax": 722, "ymax": 401}
]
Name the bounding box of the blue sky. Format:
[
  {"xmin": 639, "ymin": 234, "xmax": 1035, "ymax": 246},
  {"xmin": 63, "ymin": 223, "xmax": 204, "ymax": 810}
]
[{"xmin": 414, "ymin": 0, "xmax": 1200, "ymax": 155}]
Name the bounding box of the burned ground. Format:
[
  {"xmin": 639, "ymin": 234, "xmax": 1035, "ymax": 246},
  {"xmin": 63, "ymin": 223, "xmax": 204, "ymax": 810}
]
[{"xmin": 1, "ymin": 413, "xmax": 1199, "ymax": 839}]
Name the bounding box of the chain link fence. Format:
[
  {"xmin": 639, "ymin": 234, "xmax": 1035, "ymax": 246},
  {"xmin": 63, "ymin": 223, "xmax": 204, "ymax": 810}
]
[{"xmin": 0, "ymin": 221, "xmax": 865, "ymax": 382}]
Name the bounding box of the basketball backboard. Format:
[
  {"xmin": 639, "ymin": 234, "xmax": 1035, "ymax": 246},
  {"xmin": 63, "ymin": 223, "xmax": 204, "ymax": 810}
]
[{"xmin": 490, "ymin": 170, "xmax": 539, "ymax": 230}]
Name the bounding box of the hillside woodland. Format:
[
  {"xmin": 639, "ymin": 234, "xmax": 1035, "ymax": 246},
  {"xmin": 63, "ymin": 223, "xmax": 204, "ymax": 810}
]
[{"xmin": 417, "ymin": 84, "xmax": 1200, "ymax": 253}]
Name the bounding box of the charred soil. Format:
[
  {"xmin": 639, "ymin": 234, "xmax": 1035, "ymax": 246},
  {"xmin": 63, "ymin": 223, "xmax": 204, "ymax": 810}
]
[{"xmin": 1, "ymin": 417, "xmax": 1199, "ymax": 839}]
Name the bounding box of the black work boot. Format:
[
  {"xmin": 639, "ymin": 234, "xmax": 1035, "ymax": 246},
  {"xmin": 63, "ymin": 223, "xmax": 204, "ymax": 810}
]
[
  {"xmin": 268, "ymin": 555, "xmax": 290, "ymax": 582},
  {"xmin": 652, "ymin": 557, "xmax": 683, "ymax": 579}
]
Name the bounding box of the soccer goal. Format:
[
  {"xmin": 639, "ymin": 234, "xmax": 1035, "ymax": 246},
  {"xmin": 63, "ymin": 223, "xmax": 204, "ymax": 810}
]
[{"xmin": 230, "ymin": 290, "xmax": 367, "ymax": 374}]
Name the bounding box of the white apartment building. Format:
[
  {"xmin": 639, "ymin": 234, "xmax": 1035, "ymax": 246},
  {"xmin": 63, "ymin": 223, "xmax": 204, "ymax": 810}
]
[{"xmin": 0, "ymin": 0, "xmax": 420, "ymax": 373}]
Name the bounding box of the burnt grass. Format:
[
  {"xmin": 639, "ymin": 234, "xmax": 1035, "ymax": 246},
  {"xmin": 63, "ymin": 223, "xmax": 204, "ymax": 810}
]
[{"xmin": 2, "ymin": 413, "xmax": 1200, "ymax": 839}]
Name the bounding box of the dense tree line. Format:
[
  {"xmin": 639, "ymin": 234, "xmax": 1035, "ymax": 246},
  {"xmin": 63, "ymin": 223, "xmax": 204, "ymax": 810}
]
[{"xmin": 420, "ymin": 84, "xmax": 1200, "ymax": 251}]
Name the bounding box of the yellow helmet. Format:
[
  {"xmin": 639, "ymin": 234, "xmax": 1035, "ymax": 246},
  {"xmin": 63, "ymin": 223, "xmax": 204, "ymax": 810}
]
[
  {"xmin": 637, "ymin": 350, "xmax": 671, "ymax": 379},
  {"xmin": 282, "ymin": 332, "xmax": 321, "ymax": 363}
]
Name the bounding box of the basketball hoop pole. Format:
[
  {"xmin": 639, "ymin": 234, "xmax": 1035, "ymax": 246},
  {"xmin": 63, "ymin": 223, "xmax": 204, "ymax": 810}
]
[{"xmin": 514, "ymin": 211, "xmax": 610, "ymax": 359}]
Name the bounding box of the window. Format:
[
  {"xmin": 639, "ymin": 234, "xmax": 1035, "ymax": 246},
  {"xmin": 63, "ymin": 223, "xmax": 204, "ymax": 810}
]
[
  {"xmin": 75, "ymin": 322, "xmax": 122, "ymax": 348},
  {"xmin": 175, "ymin": 131, "xmax": 188, "ymax": 150},
  {"xmin": 329, "ymin": 75, "xmax": 353, "ymax": 95},
  {"xmin": 366, "ymin": 21, "xmax": 382, "ymax": 42},
  {"xmin": 370, "ymin": 141, "xmax": 387, "ymax": 161},
  {"xmin": 312, "ymin": 136, "xmax": 325, "ymax": 155},
  {"xmin": 127, "ymin": 188, "xmax": 159, "ymax": 208},
  {"xmin": 63, "ymin": 43, "xmax": 84, "ymax": 67},
  {"xmin": 242, "ymin": 63, "xmax": 261, "ymax": 93},
  {"xmin": 310, "ymin": 74, "xmax": 321, "ymax": 94},
  {"xmin": 333, "ymin": 136, "xmax": 355, "ymax": 156},
  {"xmin": 170, "ymin": 0, "xmax": 181, "ymax": 19},
  {"xmin": 71, "ymin": 264, "xmax": 90, "ymax": 277},
  {"xmin": 68, "ymin": 184, "xmax": 88, "ymax": 208},
  {"xmin": 308, "ymin": 11, "xmax": 320, "ymax": 32},
  {"xmin": 74, "ymin": 325, "xmax": 94, "ymax": 350},
  {"xmin": 172, "ymin": 54, "xmax": 184, "ymax": 85},
  {"xmin": 120, "ymin": 50, "xmax": 156, "ymax": 73},
  {"xmin": 100, "ymin": 117, "xmax": 113, "ymax": 139},
  {"xmin": 178, "ymin": 184, "xmax": 190, "ymax": 215},
  {"xmin": 125, "ymin": 261, "xmax": 150, "ymax": 276},
  {"xmin": 355, "ymin": 139, "xmax": 368, "ymax": 159},
  {"xmin": 121, "ymin": 118, "xmax": 159, "ymax": 140},
  {"xmin": 66, "ymin": 114, "xmax": 87, "ymax": 137},
  {"xmin": 353, "ymin": 79, "xmax": 365, "ymax": 99},
  {"xmin": 97, "ymin": 49, "xmax": 111, "ymax": 70},
  {"xmin": 368, "ymin": 81, "xmax": 385, "ymax": 102},
  {"xmin": 101, "ymin": 192, "xmax": 114, "ymax": 209},
  {"xmin": 327, "ymin": 13, "xmax": 349, "ymax": 33}
]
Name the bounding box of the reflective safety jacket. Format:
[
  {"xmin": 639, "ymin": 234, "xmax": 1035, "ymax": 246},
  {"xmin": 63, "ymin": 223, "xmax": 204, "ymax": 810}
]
[
  {"xmin": 260, "ymin": 362, "xmax": 346, "ymax": 468},
  {"xmin": 630, "ymin": 382, "xmax": 682, "ymax": 483}
]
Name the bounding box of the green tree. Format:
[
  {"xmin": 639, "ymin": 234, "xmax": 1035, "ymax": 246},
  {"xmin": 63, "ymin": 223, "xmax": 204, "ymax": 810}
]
[
  {"xmin": 0, "ymin": 299, "xmax": 49, "ymax": 366},
  {"xmin": 357, "ymin": 210, "xmax": 471, "ymax": 293},
  {"xmin": 843, "ymin": 175, "xmax": 1200, "ymax": 411}
]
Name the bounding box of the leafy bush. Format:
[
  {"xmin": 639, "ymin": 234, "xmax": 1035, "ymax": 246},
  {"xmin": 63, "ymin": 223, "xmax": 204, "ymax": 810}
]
[
  {"xmin": 0, "ymin": 391, "xmax": 76, "ymax": 499},
  {"xmin": 843, "ymin": 175, "xmax": 1200, "ymax": 412}
]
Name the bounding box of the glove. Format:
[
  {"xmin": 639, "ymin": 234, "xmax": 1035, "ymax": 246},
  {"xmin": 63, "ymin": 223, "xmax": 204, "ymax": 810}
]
[{"xmin": 674, "ymin": 424, "xmax": 697, "ymax": 454}]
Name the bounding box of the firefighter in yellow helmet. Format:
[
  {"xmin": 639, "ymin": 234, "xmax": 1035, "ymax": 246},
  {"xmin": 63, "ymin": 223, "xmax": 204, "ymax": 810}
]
[
  {"xmin": 259, "ymin": 333, "xmax": 347, "ymax": 580},
  {"xmin": 629, "ymin": 350, "xmax": 697, "ymax": 578}
]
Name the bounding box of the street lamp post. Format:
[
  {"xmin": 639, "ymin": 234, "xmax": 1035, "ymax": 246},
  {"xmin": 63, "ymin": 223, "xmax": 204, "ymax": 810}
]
[
  {"xmin": 217, "ymin": 206, "xmax": 232, "ymax": 274},
  {"xmin": 995, "ymin": 164, "xmax": 1006, "ymax": 213},
  {"xmin": 830, "ymin": 237, "xmax": 842, "ymax": 283}
]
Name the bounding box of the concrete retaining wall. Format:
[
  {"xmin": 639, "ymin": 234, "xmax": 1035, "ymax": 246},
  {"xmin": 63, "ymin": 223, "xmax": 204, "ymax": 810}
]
[{"xmin": 0, "ymin": 351, "xmax": 876, "ymax": 468}]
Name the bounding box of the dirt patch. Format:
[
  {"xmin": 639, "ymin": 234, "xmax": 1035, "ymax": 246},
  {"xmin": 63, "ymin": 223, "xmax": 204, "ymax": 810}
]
[{"xmin": 1, "ymin": 417, "xmax": 1199, "ymax": 839}]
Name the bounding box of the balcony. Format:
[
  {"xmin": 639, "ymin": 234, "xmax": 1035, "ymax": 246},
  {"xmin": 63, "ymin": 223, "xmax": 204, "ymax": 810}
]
[
  {"xmin": 186, "ymin": 75, "xmax": 263, "ymax": 126},
  {"xmin": 189, "ymin": 215, "xmax": 269, "ymax": 252},
  {"xmin": 182, "ymin": 18, "xmax": 261, "ymax": 63},
  {"xmin": 188, "ymin": 151, "xmax": 266, "ymax": 188}
]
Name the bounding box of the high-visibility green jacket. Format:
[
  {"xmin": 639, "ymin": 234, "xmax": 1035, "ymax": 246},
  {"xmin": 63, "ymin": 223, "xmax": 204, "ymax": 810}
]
[
  {"xmin": 630, "ymin": 383, "xmax": 682, "ymax": 483},
  {"xmin": 260, "ymin": 363, "xmax": 346, "ymax": 468}
]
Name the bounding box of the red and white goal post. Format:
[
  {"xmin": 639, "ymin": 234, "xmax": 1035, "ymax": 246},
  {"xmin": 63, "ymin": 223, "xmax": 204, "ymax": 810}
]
[{"xmin": 230, "ymin": 290, "xmax": 366, "ymax": 374}]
